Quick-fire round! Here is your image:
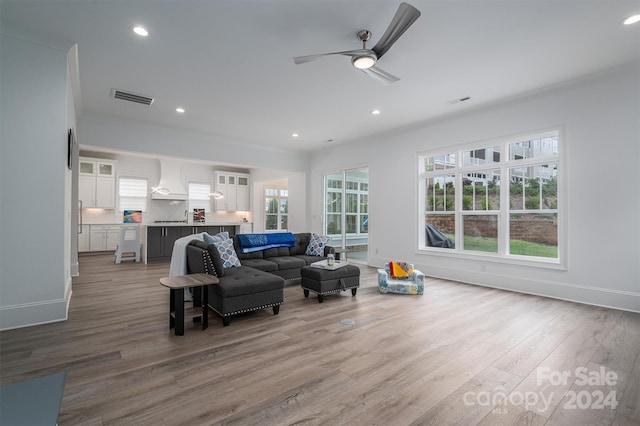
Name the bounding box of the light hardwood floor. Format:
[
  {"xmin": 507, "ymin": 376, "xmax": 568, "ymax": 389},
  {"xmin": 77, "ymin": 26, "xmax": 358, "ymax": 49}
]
[{"xmin": 1, "ymin": 254, "xmax": 639, "ymax": 425}]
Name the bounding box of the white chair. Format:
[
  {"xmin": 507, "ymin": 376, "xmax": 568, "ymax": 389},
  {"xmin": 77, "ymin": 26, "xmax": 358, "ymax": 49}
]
[{"xmin": 115, "ymin": 225, "xmax": 141, "ymax": 264}]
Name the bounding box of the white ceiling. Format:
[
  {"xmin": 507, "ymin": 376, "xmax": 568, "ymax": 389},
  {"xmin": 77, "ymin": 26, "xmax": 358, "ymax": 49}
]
[{"xmin": 3, "ymin": 0, "xmax": 639, "ymax": 153}]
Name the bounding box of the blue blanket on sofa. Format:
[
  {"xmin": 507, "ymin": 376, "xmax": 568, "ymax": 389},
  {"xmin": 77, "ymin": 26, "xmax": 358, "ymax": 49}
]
[{"xmin": 237, "ymin": 232, "xmax": 297, "ymax": 253}]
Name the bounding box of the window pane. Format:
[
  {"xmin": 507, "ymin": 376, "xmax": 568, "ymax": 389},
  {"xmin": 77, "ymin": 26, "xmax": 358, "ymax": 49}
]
[
  {"xmin": 426, "ymin": 175, "xmax": 455, "ymax": 212},
  {"xmin": 346, "ymin": 215, "xmax": 357, "ymax": 233},
  {"xmin": 509, "ymin": 136, "xmax": 558, "ymax": 161},
  {"xmin": 346, "ymin": 193, "xmax": 358, "ymax": 213},
  {"xmin": 361, "ymin": 215, "xmax": 368, "ymax": 234},
  {"xmin": 265, "ymin": 215, "xmax": 278, "ymax": 230},
  {"xmin": 265, "ymin": 188, "xmax": 278, "ymax": 196},
  {"xmin": 328, "ymin": 178, "xmax": 342, "ymax": 189},
  {"xmin": 424, "ymin": 153, "xmax": 456, "ymax": 172},
  {"xmin": 463, "ymin": 215, "xmax": 498, "ymax": 253},
  {"xmin": 280, "ymin": 215, "xmax": 288, "ymax": 230},
  {"xmin": 326, "ymin": 192, "xmax": 341, "ymax": 213},
  {"xmin": 265, "ymin": 198, "xmax": 277, "ymax": 214},
  {"xmin": 462, "ymin": 146, "xmax": 500, "ymax": 166},
  {"xmin": 425, "ymin": 215, "xmax": 455, "ymax": 249},
  {"xmin": 509, "ymin": 213, "xmax": 558, "ymax": 258},
  {"xmin": 510, "ymin": 164, "xmax": 557, "ymax": 211},
  {"xmin": 346, "ymin": 181, "xmax": 358, "ymax": 190},
  {"xmin": 279, "ymin": 198, "xmax": 288, "ymax": 214},
  {"xmin": 360, "ymin": 194, "xmax": 368, "ymax": 213},
  {"xmin": 462, "ymin": 170, "xmax": 500, "ymax": 211},
  {"xmin": 327, "ymin": 214, "xmax": 341, "ymax": 235}
]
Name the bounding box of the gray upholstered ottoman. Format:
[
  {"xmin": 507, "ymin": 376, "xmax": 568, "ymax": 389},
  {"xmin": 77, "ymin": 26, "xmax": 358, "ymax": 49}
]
[{"xmin": 300, "ymin": 264, "xmax": 360, "ymax": 303}]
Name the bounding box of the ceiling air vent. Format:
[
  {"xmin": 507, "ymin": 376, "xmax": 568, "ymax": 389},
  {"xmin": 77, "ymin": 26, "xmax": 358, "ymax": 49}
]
[{"xmin": 111, "ymin": 88, "xmax": 155, "ymax": 106}]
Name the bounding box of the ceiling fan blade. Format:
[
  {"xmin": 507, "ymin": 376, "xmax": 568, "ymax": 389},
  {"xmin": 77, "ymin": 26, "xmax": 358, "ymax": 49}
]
[
  {"xmin": 293, "ymin": 49, "xmax": 367, "ymax": 65},
  {"xmin": 371, "ymin": 2, "xmax": 421, "ymax": 59},
  {"xmin": 361, "ymin": 66, "xmax": 400, "ymax": 85}
]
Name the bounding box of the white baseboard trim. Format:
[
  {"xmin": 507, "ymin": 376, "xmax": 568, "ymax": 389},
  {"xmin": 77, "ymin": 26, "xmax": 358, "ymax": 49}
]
[
  {"xmin": 368, "ymin": 257, "xmax": 640, "ymax": 313},
  {"xmin": 0, "ymin": 291, "xmax": 72, "ymax": 331}
]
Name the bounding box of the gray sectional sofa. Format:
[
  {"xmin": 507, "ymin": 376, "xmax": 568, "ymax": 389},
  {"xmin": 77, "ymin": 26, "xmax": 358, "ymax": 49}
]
[{"xmin": 186, "ymin": 233, "xmax": 332, "ymax": 326}]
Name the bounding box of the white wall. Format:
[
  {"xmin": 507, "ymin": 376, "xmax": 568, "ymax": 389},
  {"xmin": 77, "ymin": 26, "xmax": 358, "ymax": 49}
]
[
  {"xmin": 308, "ymin": 62, "xmax": 640, "ymax": 312},
  {"xmin": 1, "ymin": 32, "xmax": 73, "ymax": 329}
]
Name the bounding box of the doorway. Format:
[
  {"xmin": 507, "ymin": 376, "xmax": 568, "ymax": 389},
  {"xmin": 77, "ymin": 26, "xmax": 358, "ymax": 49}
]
[{"xmin": 323, "ymin": 167, "xmax": 368, "ymax": 264}]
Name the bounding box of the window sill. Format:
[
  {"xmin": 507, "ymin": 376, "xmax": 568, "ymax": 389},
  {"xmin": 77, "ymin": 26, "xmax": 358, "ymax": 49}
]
[{"xmin": 417, "ymin": 247, "xmax": 567, "ymax": 271}]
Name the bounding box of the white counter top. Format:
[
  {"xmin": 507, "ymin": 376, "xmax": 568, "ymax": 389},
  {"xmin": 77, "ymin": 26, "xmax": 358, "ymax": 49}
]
[{"xmin": 143, "ymin": 222, "xmax": 245, "ymax": 227}]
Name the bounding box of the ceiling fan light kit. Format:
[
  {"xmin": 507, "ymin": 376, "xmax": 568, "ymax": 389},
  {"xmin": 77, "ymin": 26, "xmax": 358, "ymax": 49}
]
[
  {"xmin": 352, "ymin": 54, "xmax": 377, "ymax": 70},
  {"xmin": 293, "ymin": 2, "xmax": 421, "ymax": 85}
]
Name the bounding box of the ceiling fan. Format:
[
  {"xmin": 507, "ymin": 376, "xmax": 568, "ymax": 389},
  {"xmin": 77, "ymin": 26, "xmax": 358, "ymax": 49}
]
[{"xmin": 293, "ymin": 2, "xmax": 421, "ymax": 85}]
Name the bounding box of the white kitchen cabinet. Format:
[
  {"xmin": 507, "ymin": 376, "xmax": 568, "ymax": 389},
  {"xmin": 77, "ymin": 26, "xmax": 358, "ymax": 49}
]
[
  {"xmin": 236, "ymin": 175, "xmax": 250, "ymax": 211},
  {"xmin": 78, "ymin": 225, "xmax": 90, "ymax": 252},
  {"xmin": 79, "ymin": 157, "xmax": 116, "ymax": 208},
  {"xmin": 79, "ymin": 159, "xmax": 115, "ymax": 177},
  {"xmin": 215, "ymin": 172, "xmax": 249, "ymax": 211},
  {"xmin": 89, "ymin": 225, "xmax": 121, "ymax": 252}
]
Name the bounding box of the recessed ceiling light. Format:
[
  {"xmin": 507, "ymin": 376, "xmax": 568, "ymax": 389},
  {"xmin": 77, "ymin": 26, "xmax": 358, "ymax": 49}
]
[
  {"xmin": 132, "ymin": 26, "xmax": 149, "ymax": 37},
  {"xmin": 371, "ymin": 110, "xmax": 381, "ymax": 115},
  {"xmin": 622, "ymin": 14, "xmax": 640, "ymax": 25},
  {"xmin": 176, "ymin": 107, "xmax": 185, "ymax": 113},
  {"xmin": 292, "ymin": 133, "xmax": 299, "ymax": 137}
]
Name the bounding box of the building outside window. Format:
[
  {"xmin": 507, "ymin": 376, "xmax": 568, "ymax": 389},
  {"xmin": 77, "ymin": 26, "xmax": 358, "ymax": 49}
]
[
  {"xmin": 419, "ymin": 130, "xmax": 560, "ymax": 263},
  {"xmin": 265, "ymin": 188, "xmax": 288, "ymax": 231}
]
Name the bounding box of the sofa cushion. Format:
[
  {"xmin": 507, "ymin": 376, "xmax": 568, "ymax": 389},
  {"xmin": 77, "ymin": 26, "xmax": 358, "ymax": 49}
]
[
  {"xmin": 289, "ymin": 233, "xmax": 311, "ymax": 255},
  {"xmin": 211, "ymin": 266, "xmax": 284, "ymax": 298},
  {"xmin": 239, "ymin": 258, "xmax": 279, "ymax": 272},
  {"xmin": 263, "ymin": 246, "xmax": 291, "ymax": 258},
  {"xmin": 267, "ymin": 256, "xmax": 306, "ymax": 271}
]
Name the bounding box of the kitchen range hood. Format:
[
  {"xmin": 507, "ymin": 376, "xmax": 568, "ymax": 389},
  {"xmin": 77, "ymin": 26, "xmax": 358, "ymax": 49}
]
[{"xmin": 151, "ymin": 159, "xmax": 188, "ymax": 200}]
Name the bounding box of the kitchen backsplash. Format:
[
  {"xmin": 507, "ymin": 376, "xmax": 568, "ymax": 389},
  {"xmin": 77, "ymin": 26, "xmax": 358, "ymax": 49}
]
[{"xmin": 81, "ymin": 203, "xmax": 251, "ymax": 225}]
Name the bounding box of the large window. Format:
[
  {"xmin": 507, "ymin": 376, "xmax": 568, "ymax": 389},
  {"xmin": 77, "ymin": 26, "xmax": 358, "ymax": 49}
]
[
  {"xmin": 265, "ymin": 188, "xmax": 288, "ymax": 231},
  {"xmin": 188, "ymin": 182, "xmax": 211, "ymax": 213},
  {"xmin": 419, "ymin": 130, "xmax": 561, "ymax": 263},
  {"xmin": 119, "ymin": 177, "xmax": 148, "ymax": 211}
]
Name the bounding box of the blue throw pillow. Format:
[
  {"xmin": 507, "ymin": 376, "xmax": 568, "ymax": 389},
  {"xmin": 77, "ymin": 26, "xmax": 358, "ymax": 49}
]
[
  {"xmin": 213, "ymin": 237, "xmax": 241, "ymax": 268},
  {"xmin": 306, "ymin": 233, "xmax": 330, "ymax": 256}
]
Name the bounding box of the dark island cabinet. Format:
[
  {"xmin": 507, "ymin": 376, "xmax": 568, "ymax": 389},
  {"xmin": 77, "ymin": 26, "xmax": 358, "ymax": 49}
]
[
  {"xmin": 148, "ymin": 225, "xmax": 238, "ymax": 262},
  {"xmin": 147, "ymin": 226, "xmax": 182, "ymax": 261}
]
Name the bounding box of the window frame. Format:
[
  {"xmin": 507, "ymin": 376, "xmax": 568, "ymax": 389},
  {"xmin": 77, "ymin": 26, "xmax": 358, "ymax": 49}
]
[
  {"xmin": 417, "ymin": 128, "xmax": 566, "ymax": 270},
  {"xmin": 264, "ymin": 187, "xmax": 288, "ymax": 232}
]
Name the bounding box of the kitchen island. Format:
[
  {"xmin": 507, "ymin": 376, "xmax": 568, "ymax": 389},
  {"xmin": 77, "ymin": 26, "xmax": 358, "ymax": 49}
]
[{"xmin": 142, "ymin": 222, "xmax": 251, "ymax": 263}]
